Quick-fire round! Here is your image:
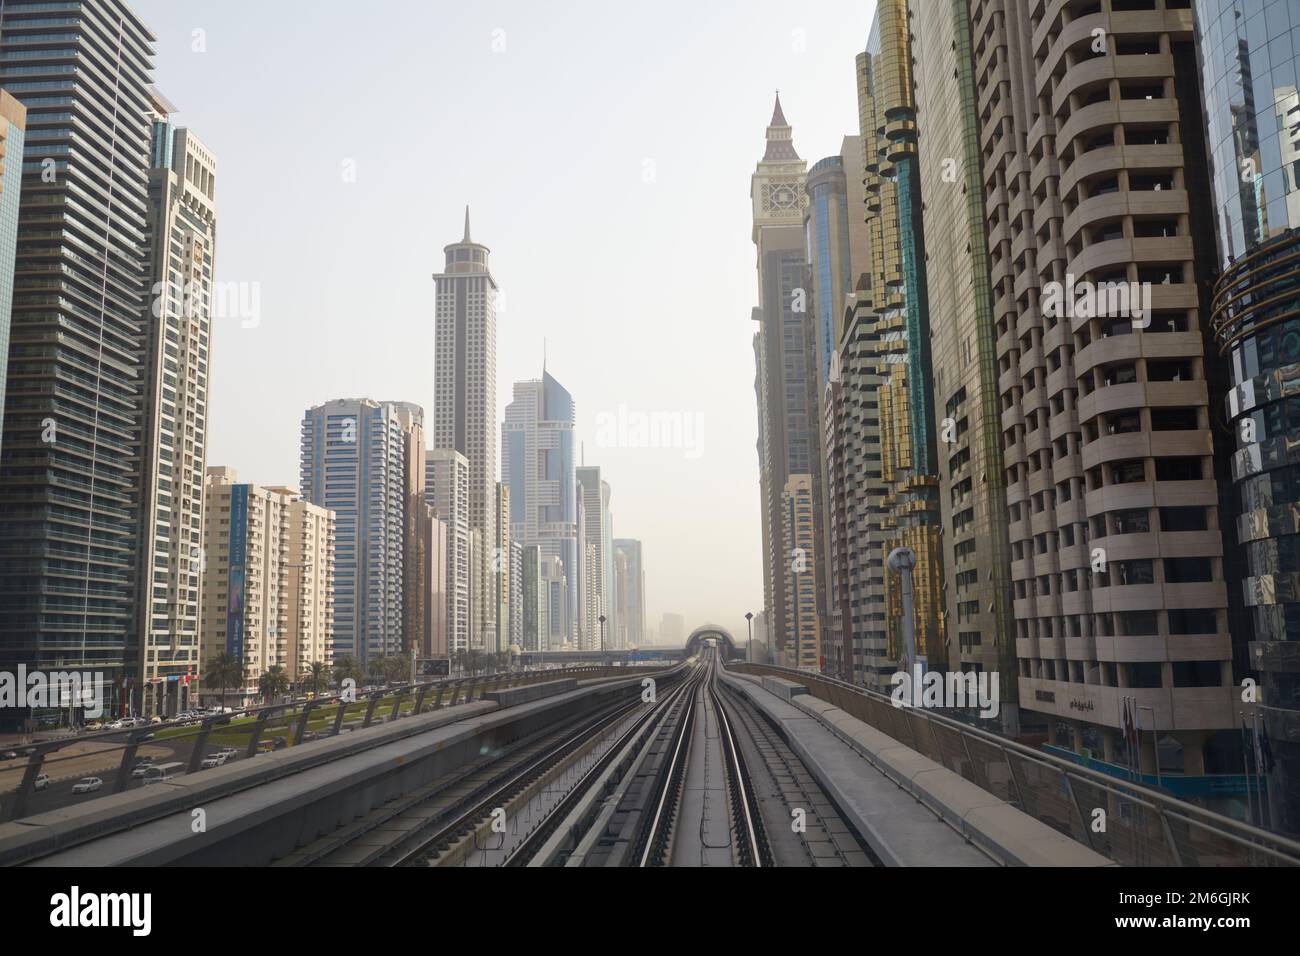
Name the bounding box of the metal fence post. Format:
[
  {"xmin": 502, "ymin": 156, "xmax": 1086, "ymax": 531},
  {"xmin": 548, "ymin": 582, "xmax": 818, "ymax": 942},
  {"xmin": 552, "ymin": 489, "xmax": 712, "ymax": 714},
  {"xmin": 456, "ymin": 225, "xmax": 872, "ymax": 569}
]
[
  {"xmin": 389, "ymin": 688, "xmax": 406, "ymax": 722},
  {"xmin": 1155, "ymin": 805, "xmax": 1186, "ymax": 866},
  {"xmin": 9, "ymin": 749, "xmax": 48, "ymax": 820},
  {"xmin": 294, "ymin": 702, "xmax": 317, "ymax": 745},
  {"xmin": 244, "ymin": 707, "xmax": 274, "ymax": 758},
  {"xmin": 187, "ymin": 719, "xmax": 219, "ymax": 774},
  {"xmin": 363, "ymin": 694, "xmax": 382, "ymax": 728},
  {"xmin": 331, "ymin": 699, "xmax": 348, "ymax": 737},
  {"xmin": 114, "ymin": 732, "xmax": 149, "ymax": 793},
  {"xmin": 414, "ymin": 684, "xmax": 430, "ymax": 715}
]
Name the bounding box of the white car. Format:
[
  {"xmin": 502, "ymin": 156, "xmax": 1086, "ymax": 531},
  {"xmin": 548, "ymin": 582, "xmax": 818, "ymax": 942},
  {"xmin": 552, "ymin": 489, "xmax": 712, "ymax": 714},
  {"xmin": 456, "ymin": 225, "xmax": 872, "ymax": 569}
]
[
  {"xmin": 199, "ymin": 753, "xmax": 228, "ymax": 769},
  {"xmin": 34, "ymin": 773, "xmax": 50, "ymax": 791},
  {"xmin": 72, "ymin": 777, "xmax": 103, "ymax": 794}
]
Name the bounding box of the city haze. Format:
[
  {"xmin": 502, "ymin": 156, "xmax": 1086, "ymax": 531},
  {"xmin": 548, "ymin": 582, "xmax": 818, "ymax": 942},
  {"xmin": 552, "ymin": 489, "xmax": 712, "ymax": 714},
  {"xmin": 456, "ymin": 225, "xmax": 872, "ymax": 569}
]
[{"xmin": 135, "ymin": 0, "xmax": 875, "ymax": 635}]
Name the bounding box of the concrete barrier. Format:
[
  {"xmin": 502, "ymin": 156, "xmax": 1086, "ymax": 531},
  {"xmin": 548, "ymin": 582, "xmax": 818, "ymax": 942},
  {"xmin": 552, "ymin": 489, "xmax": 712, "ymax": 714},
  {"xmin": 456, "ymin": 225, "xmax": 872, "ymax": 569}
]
[
  {"xmin": 760, "ymin": 676, "xmax": 807, "ymax": 702},
  {"xmin": 782, "ymin": 694, "xmax": 1115, "ymax": 867},
  {"xmin": 483, "ymin": 679, "xmax": 578, "ymax": 708}
]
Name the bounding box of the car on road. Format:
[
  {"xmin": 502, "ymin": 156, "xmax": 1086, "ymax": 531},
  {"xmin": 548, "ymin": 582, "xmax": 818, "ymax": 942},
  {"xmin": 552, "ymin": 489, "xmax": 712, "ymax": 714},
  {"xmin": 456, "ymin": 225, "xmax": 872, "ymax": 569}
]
[
  {"xmin": 215, "ymin": 747, "xmax": 238, "ymax": 759},
  {"xmin": 199, "ymin": 752, "xmax": 230, "ymax": 769},
  {"xmin": 71, "ymin": 777, "xmax": 103, "ymax": 794},
  {"xmin": 34, "ymin": 774, "xmax": 49, "ymax": 791},
  {"xmin": 1, "ymin": 751, "xmax": 19, "ymax": 761}
]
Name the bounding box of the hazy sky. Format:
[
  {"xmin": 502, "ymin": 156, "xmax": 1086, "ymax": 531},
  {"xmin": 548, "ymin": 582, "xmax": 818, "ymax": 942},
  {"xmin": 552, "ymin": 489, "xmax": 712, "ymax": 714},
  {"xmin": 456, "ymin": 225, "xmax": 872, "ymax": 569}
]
[{"xmin": 134, "ymin": 0, "xmax": 876, "ymax": 639}]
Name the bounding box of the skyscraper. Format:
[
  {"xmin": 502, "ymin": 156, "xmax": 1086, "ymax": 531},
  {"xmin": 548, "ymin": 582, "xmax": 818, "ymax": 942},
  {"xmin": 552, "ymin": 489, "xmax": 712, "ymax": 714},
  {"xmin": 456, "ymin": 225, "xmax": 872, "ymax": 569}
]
[
  {"xmin": 392, "ymin": 402, "xmax": 428, "ymax": 657},
  {"xmin": 502, "ymin": 370, "xmax": 579, "ymax": 643},
  {"xmin": 613, "ymin": 539, "xmax": 646, "ymax": 649},
  {"xmin": 137, "ymin": 92, "xmax": 218, "ymax": 716},
  {"xmin": 911, "ymin": 0, "xmax": 1016, "ymax": 722},
  {"xmin": 300, "ymin": 399, "xmax": 408, "ymax": 666},
  {"xmin": 426, "ymin": 448, "xmax": 471, "ymax": 655},
  {"xmin": 424, "ymin": 505, "xmax": 449, "ymax": 661},
  {"xmin": 433, "ymin": 209, "xmax": 497, "ymax": 651},
  {"xmin": 783, "ymin": 475, "xmax": 820, "ymax": 670},
  {"xmin": 494, "ymin": 482, "xmax": 511, "ymax": 654},
  {"xmin": 855, "ymin": 6, "xmax": 945, "ymax": 679},
  {"xmin": 577, "ymin": 465, "xmax": 613, "ymax": 649},
  {"xmin": 0, "ymin": 90, "xmax": 26, "ymax": 461},
  {"xmin": 750, "ymin": 95, "xmax": 824, "ymax": 664},
  {"xmin": 1199, "ymin": 0, "xmax": 1300, "ymax": 831},
  {"xmin": 968, "ymin": 0, "xmax": 1236, "ymax": 777},
  {"xmin": 0, "ymin": 1, "xmax": 156, "ymax": 714}
]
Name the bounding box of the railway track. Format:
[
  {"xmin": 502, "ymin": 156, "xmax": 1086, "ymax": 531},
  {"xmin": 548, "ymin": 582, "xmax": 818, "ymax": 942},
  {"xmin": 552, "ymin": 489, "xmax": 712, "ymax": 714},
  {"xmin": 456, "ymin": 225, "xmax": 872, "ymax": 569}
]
[{"xmin": 274, "ymin": 649, "xmax": 874, "ymax": 867}]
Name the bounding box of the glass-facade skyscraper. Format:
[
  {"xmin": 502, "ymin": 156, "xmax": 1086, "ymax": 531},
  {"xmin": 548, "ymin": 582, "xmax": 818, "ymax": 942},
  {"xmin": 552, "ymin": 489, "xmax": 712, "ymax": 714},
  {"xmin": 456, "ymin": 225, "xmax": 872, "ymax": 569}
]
[
  {"xmin": 1201, "ymin": 0, "xmax": 1300, "ymax": 833},
  {"xmin": 0, "ymin": 1, "xmax": 156, "ymax": 717},
  {"xmin": 503, "ymin": 370, "xmax": 578, "ymax": 648}
]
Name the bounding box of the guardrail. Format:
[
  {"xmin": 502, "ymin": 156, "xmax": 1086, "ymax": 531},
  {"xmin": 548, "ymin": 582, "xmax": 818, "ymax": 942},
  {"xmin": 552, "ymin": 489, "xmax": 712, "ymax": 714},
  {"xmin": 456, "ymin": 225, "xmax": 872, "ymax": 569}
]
[
  {"xmin": 729, "ymin": 662, "xmax": 1300, "ymax": 867},
  {"xmin": 0, "ymin": 664, "xmax": 659, "ymax": 825}
]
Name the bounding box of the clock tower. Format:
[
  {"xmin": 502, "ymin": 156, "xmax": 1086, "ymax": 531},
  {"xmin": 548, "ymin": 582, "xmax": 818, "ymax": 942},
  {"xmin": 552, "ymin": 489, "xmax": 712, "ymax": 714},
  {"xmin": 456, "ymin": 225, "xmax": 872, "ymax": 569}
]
[
  {"xmin": 749, "ymin": 93, "xmax": 822, "ymax": 669},
  {"xmin": 751, "ymin": 92, "xmax": 807, "ymax": 242}
]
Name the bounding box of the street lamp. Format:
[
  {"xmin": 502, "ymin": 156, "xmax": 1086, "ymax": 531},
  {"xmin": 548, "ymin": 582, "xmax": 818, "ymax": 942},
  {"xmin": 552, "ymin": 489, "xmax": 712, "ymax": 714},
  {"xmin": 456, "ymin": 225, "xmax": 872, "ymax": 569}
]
[
  {"xmin": 745, "ymin": 612, "xmax": 754, "ymax": 665},
  {"xmin": 599, "ymin": 614, "xmax": 607, "ymax": 669}
]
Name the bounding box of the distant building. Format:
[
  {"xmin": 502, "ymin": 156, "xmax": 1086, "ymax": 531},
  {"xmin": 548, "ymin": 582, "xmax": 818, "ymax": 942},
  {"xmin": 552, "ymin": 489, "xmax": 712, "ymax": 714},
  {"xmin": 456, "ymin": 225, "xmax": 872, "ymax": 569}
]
[
  {"xmin": 200, "ymin": 468, "xmax": 335, "ymax": 703},
  {"xmin": 426, "ymin": 449, "xmax": 472, "ymax": 655},
  {"xmin": 503, "ymin": 370, "xmax": 580, "ymax": 643},
  {"xmin": 613, "ymin": 539, "xmax": 646, "ymax": 648},
  {"xmin": 782, "ymin": 476, "xmax": 820, "ymax": 671},
  {"xmin": 577, "ymin": 466, "xmax": 614, "ymax": 648},
  {"xmin": 300, "ymin": 399, "xmax": 409, "ymax": 666},
  {"xmin": 433, "ymin": 209, "xmax": 498, "ymax": 652},
  {"xmin": 660, "ymin": 613, "xmax": 685, "ymax": 647}
]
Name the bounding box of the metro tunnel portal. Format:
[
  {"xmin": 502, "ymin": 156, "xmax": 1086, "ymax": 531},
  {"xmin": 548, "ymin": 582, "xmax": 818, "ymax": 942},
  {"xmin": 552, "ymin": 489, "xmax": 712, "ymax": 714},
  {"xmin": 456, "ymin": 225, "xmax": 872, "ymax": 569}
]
[{"xmin": 684, "ymin": 625, "xmax": 741, "ymax": 660}]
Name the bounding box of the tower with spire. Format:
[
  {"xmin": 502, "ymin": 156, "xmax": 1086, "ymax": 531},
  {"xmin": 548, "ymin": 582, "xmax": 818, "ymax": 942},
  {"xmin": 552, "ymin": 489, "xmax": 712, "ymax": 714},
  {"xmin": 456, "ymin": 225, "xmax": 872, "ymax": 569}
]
[
  {"xmin": 748, "ymin": 93, "xmax": 824, "ymax": 670},
  {"xmin": 433, "ymin": 208, "xmax": 498, "ymax": 652},
  {"xmin": 752, "ymin": 92, "xmax": 807, "ymax": 242}
]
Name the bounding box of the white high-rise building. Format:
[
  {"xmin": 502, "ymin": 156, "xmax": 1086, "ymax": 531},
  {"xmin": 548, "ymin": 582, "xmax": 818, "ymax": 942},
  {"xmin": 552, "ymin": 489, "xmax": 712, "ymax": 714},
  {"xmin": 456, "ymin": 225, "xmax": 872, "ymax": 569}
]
[
  {"xmin": 300, "ymin": 399, "xmax": 407, "ymax": 666},
  {"xmin": 577, "ymin": 466, "xmax": 614, "ymax": 651},
  {"xmin": 433, "ymin": 209, "xmax": 497, "ymax": 651},
  {"xmin": 138, "ymin": 91, "xmax": 218, "ymax": 716},
  {"xmin": 426, "ymin": 449, "xmax": 471, "ymax": 655}
]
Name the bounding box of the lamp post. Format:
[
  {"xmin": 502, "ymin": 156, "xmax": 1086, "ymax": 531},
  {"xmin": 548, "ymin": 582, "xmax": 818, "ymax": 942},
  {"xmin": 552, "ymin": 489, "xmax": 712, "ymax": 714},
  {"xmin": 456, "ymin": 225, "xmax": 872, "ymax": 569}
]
[
  {"xmin": 745, "ymin": 612, "xmax": 754, "ymax": 664},
  {"xmin": 887, "ymin": 547, "xmax": 918, "ymax": 677},
  {"xmin": 599, "ymin": 614, "xmax": 607, "ymax": 669}
]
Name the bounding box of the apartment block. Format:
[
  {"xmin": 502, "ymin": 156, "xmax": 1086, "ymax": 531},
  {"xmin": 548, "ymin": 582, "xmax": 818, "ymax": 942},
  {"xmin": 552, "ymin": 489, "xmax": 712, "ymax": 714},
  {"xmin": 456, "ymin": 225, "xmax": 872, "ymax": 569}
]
[
  {"xmin": 200, "ymin": 468, "xmax": 335, "ymax": 700},
  {"xmin": 969, "ymin": 0, "xmax": 1237, "ymax": 776}
]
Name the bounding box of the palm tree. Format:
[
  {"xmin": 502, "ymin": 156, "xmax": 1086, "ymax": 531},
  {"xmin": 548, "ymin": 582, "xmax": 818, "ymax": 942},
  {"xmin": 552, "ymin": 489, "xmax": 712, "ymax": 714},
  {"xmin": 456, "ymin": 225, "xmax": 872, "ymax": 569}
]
[
  {"xmin": 333, "ymin": 656, "xmax": 363, "ymax": 690},
  {"xmin": 203, "ymin": 652, "xmax": 244, "ymax": 710},
  {"xmin": 302, "ymin": 661, "xmax": 330, "ymax": 698},
  {"xmin": 258, "ymin": 665, "xmax": 289, "ymax": 704}
]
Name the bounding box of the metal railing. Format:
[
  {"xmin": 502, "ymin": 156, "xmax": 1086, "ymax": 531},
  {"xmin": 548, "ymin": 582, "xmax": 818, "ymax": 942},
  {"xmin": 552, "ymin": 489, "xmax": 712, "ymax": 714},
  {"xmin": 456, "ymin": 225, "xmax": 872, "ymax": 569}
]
[
  {"xmin": 0, "ymin": 665, "xmax": 655, "ymax": 825},
  {"xmin": 729, "ymin": 662, "xmax": 1300, "ymax": 867}
]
